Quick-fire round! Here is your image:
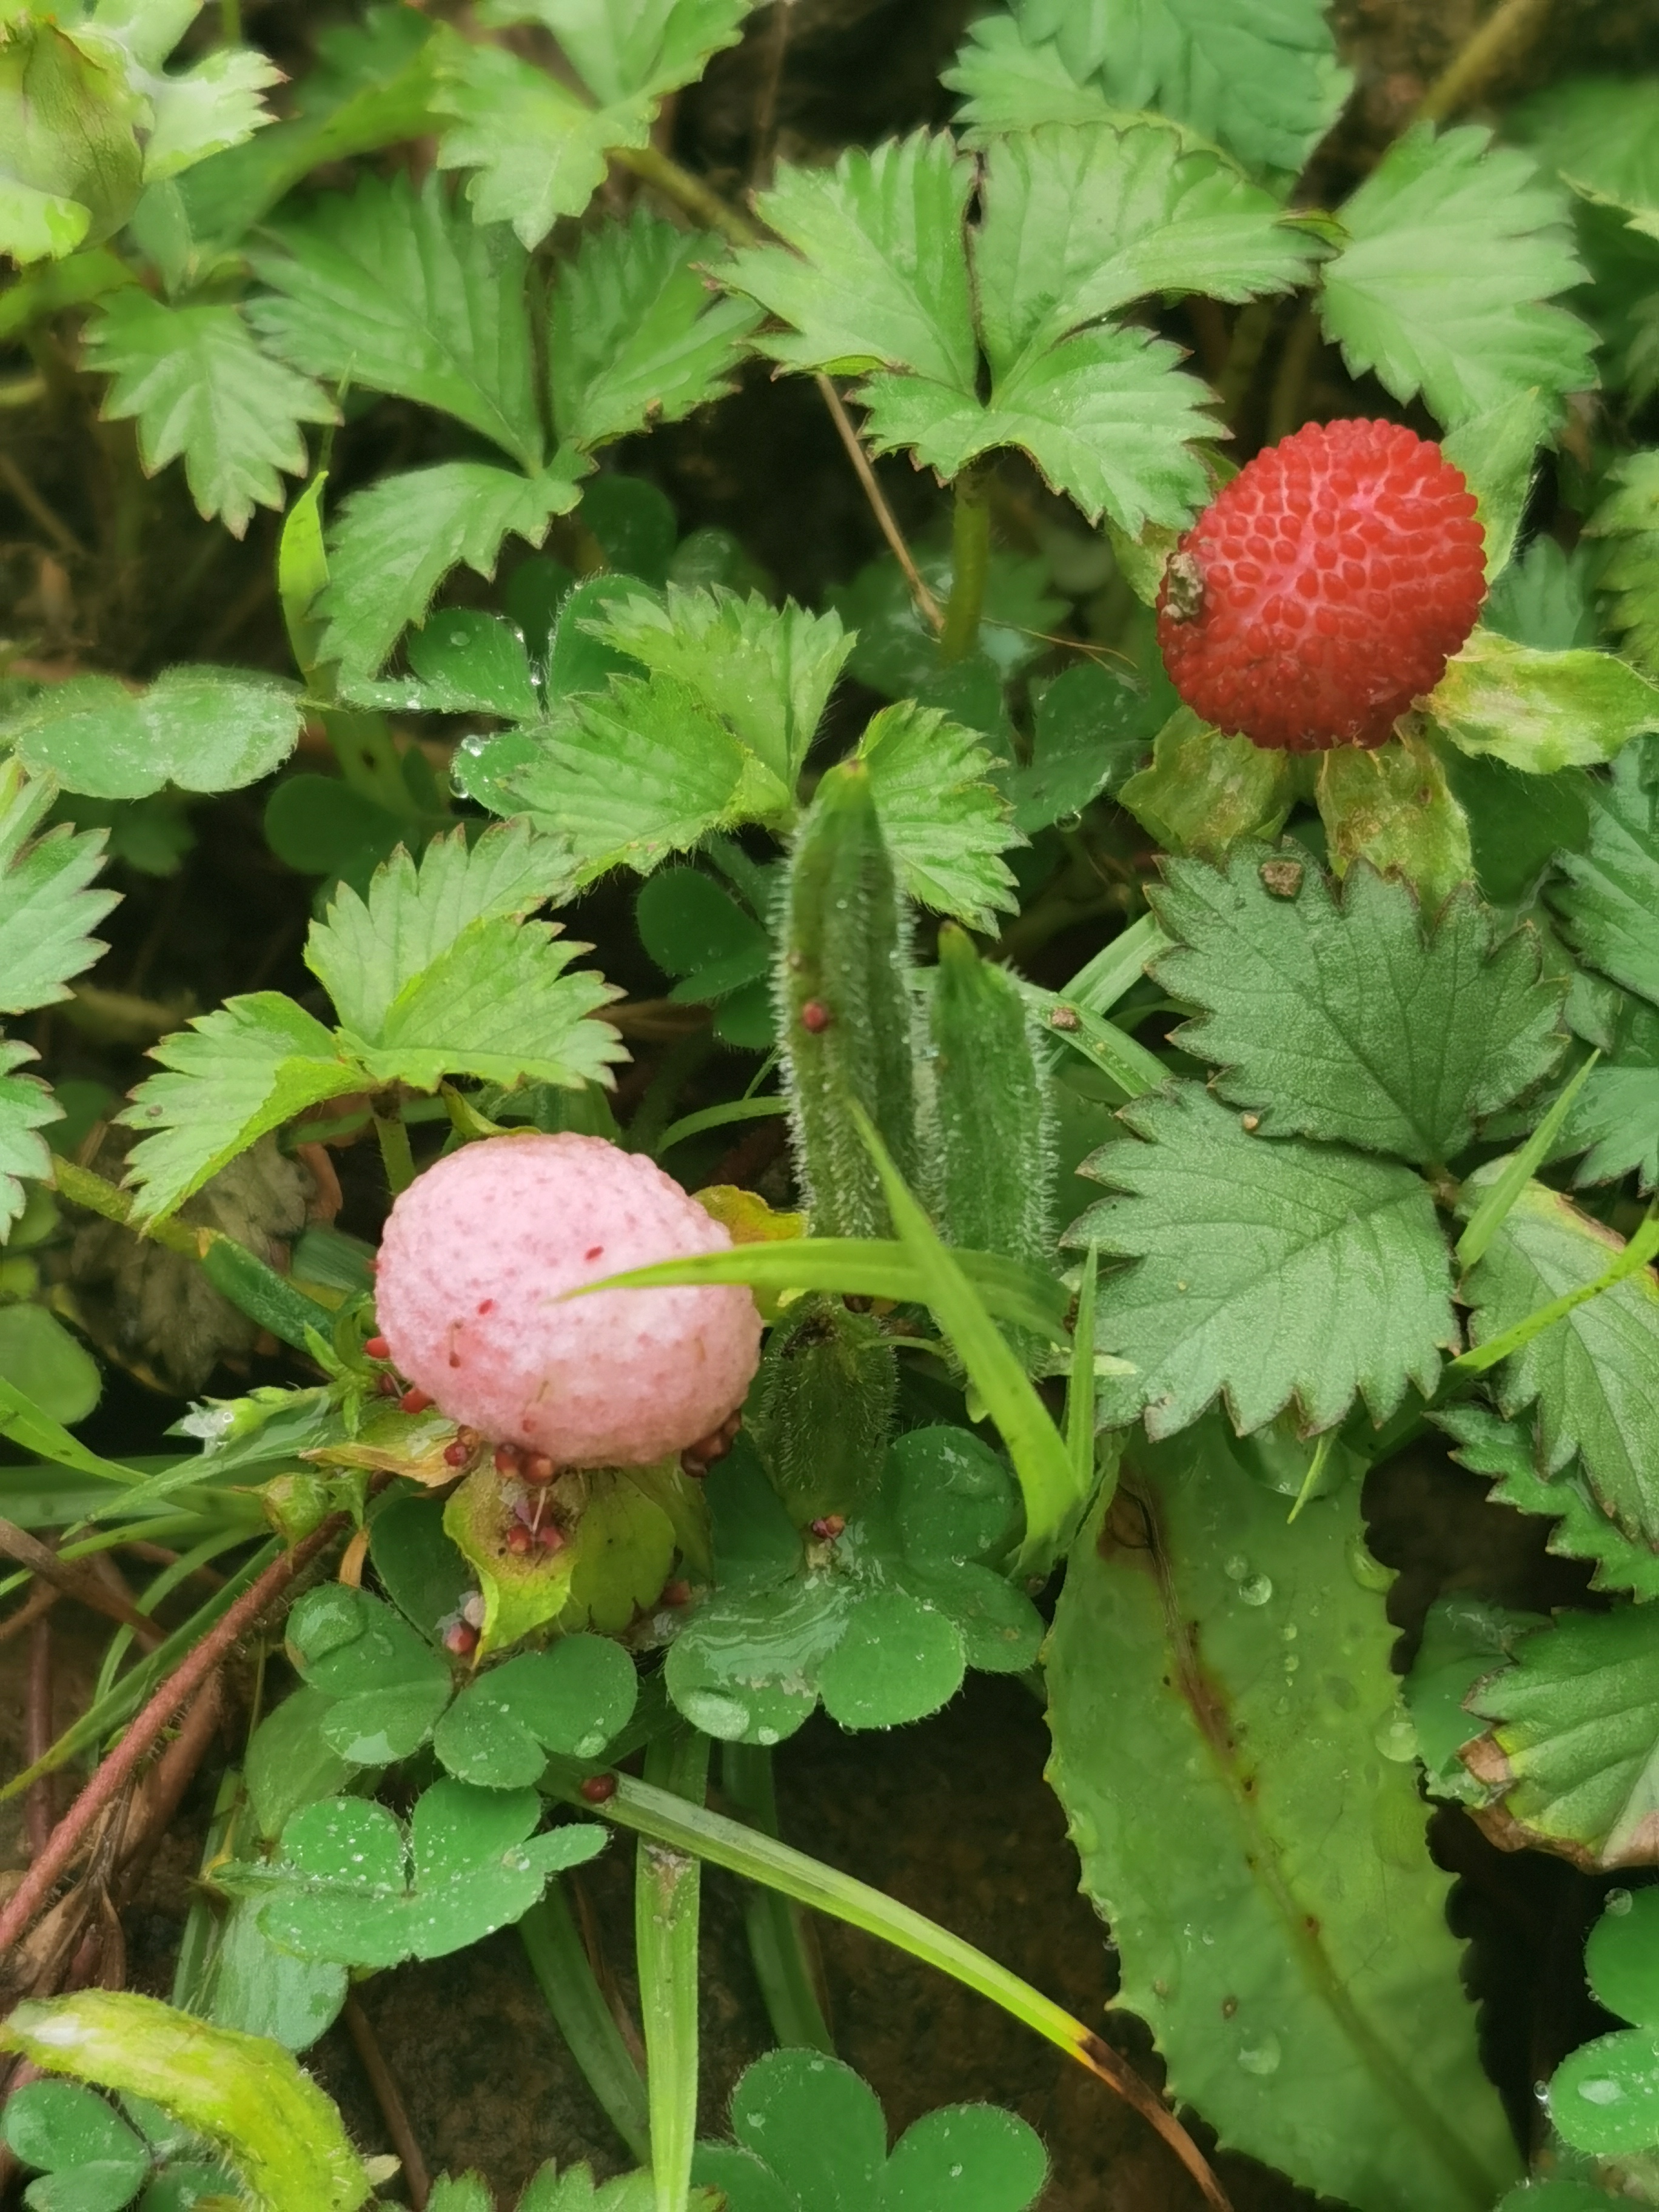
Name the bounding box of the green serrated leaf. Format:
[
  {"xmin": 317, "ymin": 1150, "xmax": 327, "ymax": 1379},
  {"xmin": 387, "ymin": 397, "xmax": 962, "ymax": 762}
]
[
  {"xmin": 1317, "ymin": 122, "xmax": 1595, "ymax": 432},
  {"xmin": 1550, "ymin": 739, "xmax": 1659, "ymax": 1011},
  {"xmin": 84, "ymin": 292, "xmax": 335, "ymax": 535},
  {"xmin": 1428, "ymin": 627, "xmax": 1659, "ymax": 772},
  {"xmin": 5, "ymin": 667, "xmax": 304, "ymax": 802},
  {"xmin": 139, "ymin": 41, "xmax": 282, "ymax": 183},
  {"xmin": 1483, "ymin": 535, "xmax": 1598, "ymax": 651},
  {"xmin": 854, "ymin": 701, "xmax": 1020, "ymax": 928},
  {"xmin": 118, "ymin": 993, "xmax": 367, "ymax": 1224},
  {"xmin": 1119, "ymin": 707, "xmax": 1297, "ymax": 860},
  {"xmin": 1150, "ymin": 851, "xmax": 1566, "ymax": 1165},
  {"xmin": 317, "ymin": 458, "xmax": 586, "ymax": 679},
  {"xmin": 0, "ymin": 759, "xmax": 117, "ymax": 1017},
  {"xmin": 1554, "ymin": 1002, "xmax": 1659, "ymax": 1193},
  {"xmin": 1045, "ymin": 1420, "xmax": 1520, "ymax": 2212},
  {"xmin": 591, "ymin": 586, "xmax": 852, "ymax": 791},
  {"xmin": 0, "ymin": 1041, "xmax": 61, "ymax": 1241},
  {"xmin": 1440, "ymin": 389, "xmax": 1555, "ymax": 583},
  {"xmin": 1436, "ymin": 1402, "xmax": 1659, "ymax": 1603},
  {"xmin": 1586, "ymin": 450, "xmax": 1659, "ymax": 680},
  {"xmin": 480, "ymin": 0, "xmax": 756, "ymax": 102},
  {"xmin": 550, "ymin": 209, "xmax": 760, "ymax": 449},
  {"xmin": 1070, "ymin": 1082, "xmax": 1455, "ymax": 1435},
  {"xmin": 1461, "ymin": 1175, "xmax": 1659, "ymax": 1543},
  {"xmin": 247, "ymin": 171, "xmax": 543, "ymax": 471},
  {"xmin": 943, "ymin": 16, "xmax": 1165, "ymax": 142}
]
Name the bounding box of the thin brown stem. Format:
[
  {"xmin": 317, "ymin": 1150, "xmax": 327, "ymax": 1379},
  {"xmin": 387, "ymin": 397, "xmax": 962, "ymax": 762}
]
[
  {"xmin": 0, "ymin": 1583, "xmax": 60, "ymax": 1651},
  {"xmin": 25, "ymin": 1617, "xmax": 54, "ymax": 1863},
  {"xmin": 0, "ymin": 1517, "xmax": 346, "ymax": 1957},
  {"xmin": 0, "ymin": 1524, "xmax": 164, "ymax": 1649},
  {"xmin": 344, "ymin": 1996, "xmax": 431, "ymax": 2211},
  {"xmin": 816, "ymin": 377, "xmax": 945, "ymax": 629},
  {"xmin": 1415, "ymin": 0, "xmax": 1555, "ymax": 122},
  {"xmin": 0, "ymin": 449, "xmax": 88, "ymax": 560},
  {"xmin": 113, "ymin": 1674, "xmax": 224, "ymax": 1909}
]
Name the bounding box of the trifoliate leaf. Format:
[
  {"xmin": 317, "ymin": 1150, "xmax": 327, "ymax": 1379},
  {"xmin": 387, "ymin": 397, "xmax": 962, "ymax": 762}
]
[
  {"xmin": 1070, "ymin": 1082, "xmax": 1455, "ymax": 1435},
  {"xmin": 287, "ymin": 1586, "xmax": 454, "ymax": 1766},
  {"xmin": 118, "ymin": 994, "xmax": 367, "ymax": 1223},
  {"xmin": 1427, "ymin": 628, "xmax": 1659, "ymax": 773},
  {"xmin": 0, "ymin": 759, "xmax": 117, "ymax": 1016},
  {"xmin": 84, "ymin": 292, "xmax": 335, "ymax": 535},
  {"xmin": 141, "ymin": 42, "xmax": 283, "ymax": 181},
  {"xmin": 590, "ymin": 587, "xmax": 853, "ymax": 789},
  {"xmin": 0, "ymin": 2077, "xmax": 150, "ymax": 2212},
  {"xmin": 247, "ymin": 172, "xmax": 543, "ymax": 471},
  {"xmin": 0, "ymin": 18, "xmax": 144, "ymax": 261},
  {"xmin": 945, "ymin": 0, "xmax": 1351, "ymax": 183},
  {"xmin": 1550, "ymin": 739, "xmax": 1659, "ymax": 1011},
  {"xmin": 247, "ymin": 1780, "xmax": 605, "ymax": 1968},
  {"xmin": 1150, "ymin": 851, "xmax": 1566, "ymax": 1165},
  {"xmin": 4, "ymin": 666, "xmax": 304, "ymax": 800},
  {"xmin": 1465, "ymin": 1607, "xmax": 1659, "ymax": 1868},
  {"xmin": 1461, "ymin": 1175, "xmax": 1659, "ymax": 1543},
  {"xmin": 0, "ymin": 1042, "xmax": 60, "ymax": 1241},
  {"xmin": 1318, "ymin": 123, "xmax": 1596, "ymax": 432},
  {"xmin": 549, "ymin": 210, "xmax": 760, "ymax": 448},
  {"xmin": 433, "ymin": 1638, "xmax": 637, "ymax": 1789},
  {"xmin": 1554, "ymin": 1002, "xmax": 1659, "ymax": 1193},
  {"xmin": 316, "ymin": 458, "xmax": 586, "ymax": 679},
  {"xmin": 304, "ymin": 822, "xmax": 579, "ymax": 1042},
  {"xmin": 1436, "ymin": 1402, "xmax": 1659, "ymax": 1603},
  {"xmin": 404, "ymin": 609, "xmax": 542, "ymax": 722},
  {"xmin": 974, "ymin": 121, "xmax": 1319, "ymax": 373},
  {"xmin": 730, "ymin": 132, "xmax": 978, "ymax": 387},
  {"xmin": 854, "ymin": 702, "xmax": 1020, "ymax": 929},
  {"xmin": 1586, "ymin": 451, "xmax": 1659, "ymax": 680}
]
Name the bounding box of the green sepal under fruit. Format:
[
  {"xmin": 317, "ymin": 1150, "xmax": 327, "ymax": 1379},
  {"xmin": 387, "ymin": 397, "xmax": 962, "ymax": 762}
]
[
  {"xmin": 925, "ymin": 922, "xmax": 1054, "ymax": 1363},
  {"xmin": 746, "ymin": 1292, "xmax": 899, "ymax": 1527},
  {"xmin": 779, "ymin": 760, "xmax": 917, "ymax": 1238}
]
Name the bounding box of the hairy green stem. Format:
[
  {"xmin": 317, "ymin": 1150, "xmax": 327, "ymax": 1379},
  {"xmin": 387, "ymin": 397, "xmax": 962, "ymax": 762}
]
[
  {"xmin": 939, "ymin": 468, "xmax": 991, "ymax": 664},
  {"xmin": 638, "ymin": 1731, "xmax": 711, "ymax": 2212},
  {"xmin": 519, "ymin": 1887, "xmax": 651, "ymax": 2165},
  {"xmin": 373, "ymin": 1109, "xmax": 417, "ymax": 1198},
  {"xmin": 51, "ymin": 1157, "xmax": 197, "ymax": 1256},
  {"xmin": 719, "ymin": 1744, "xmax": 834, "ymax": 2054}
]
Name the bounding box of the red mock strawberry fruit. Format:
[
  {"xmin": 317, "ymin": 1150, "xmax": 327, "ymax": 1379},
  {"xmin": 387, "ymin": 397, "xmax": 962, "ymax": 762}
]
[{"xmin": 1156, "ymin": 418, "xmax": 1487, "ymax": 753}]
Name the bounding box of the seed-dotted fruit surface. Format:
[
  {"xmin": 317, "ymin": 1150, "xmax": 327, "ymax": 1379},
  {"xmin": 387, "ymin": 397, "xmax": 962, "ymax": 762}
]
[
  {"xmin": 1156, "ymin": 418, "xmax": 1487, "ymax": 752},
  {"xmin": 374, "ymin": 1133, "xmax": 762, "ymax": 1467}
]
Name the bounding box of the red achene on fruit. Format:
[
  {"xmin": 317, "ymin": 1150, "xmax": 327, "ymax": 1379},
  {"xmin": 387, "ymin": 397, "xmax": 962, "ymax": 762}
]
[{"xmin": 1156, "ymin": 418, "xmax": 1487, "ymax": 753}]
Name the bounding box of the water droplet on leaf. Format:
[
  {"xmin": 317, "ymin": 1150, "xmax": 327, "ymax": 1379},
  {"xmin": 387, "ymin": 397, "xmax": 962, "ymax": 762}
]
[
  {"xmin": 1238, "ymin": 1574, "xmax": 1273, "ymax": 1606},
  {"xmin": 1238, "ymin": 2033, "xmax": 1282, "ymax": 2076}
]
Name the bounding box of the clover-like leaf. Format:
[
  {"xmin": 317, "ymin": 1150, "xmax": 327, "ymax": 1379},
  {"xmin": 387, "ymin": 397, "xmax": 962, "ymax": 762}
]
[
  {"xmin": 433, "ymin": 1638, "xmax": 638, "ymax": 1789},
  {"xmin": 249, "ymin": 1780, "xmax": 605, "ymax": 1968},
  {"xmin": 286, "ymin": 1585, "xmax": 455, "ymax": 1767},
  {"xmin": 1150, "ymin": 851, "xmax": 1567, "ymax": 1166},
  {"xmin": 0, "ymin": 2079, "xmax": 149, "ymax": 2212},
  {"xmin": 5, "ymin": 668, "xmax": 305, "ymax": 803},
  {"xmin": 1070, "ymin": 1082, "xmax": 1456, "ymax": 1436}
]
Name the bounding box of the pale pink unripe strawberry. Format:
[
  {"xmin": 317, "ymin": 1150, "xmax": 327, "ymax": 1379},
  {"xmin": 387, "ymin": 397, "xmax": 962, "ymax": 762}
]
[{"xmin": 374, "ymin": 1133, "xmax": 762, "ymax": 1467}]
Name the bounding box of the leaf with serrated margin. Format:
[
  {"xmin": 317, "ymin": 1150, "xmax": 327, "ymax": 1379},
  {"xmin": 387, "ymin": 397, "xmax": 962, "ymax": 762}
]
[
  {"xmin": 305, "ymin": 823, "xmax": 578, "ymax": 1044},
  {"xmin": 974, "ymin": 121, "xmax": 1320, "ymax": 375},
  {"xmin": 247, "ymin": 172, "xmax": 541, "ymax": 471},
  {"xmin": 119, "ymin": 995, "xmax": 368, "ymax": 1224},
  {"xmin": 1046, "ymin": 1419, "xmax": 1519, "ymax": 2212},
  {"xmin": 1436, "ymin": 1403, "xmax": 1659, "ymax": 1604},
  {"xmin": 316, "ymin": 459, "xmax": 586, "ymax": 680},
  {"xmin": 141, "ymin": 44, "xmax": 283, "ymax": 181},
  {"xmin": 1068, "ymin": 1082, "xmax": 1455, "ymax": 1435},
  {"xmin": 5, "ymin": 668, "xmax": 303, "ymax": 801},
  {"xmin": 1508, "ymin": 77, "xmax": 1659, "ymax": 236},
  {"xmin": 1317, "ymin": 123, "xmax": 1595, "ymax": 432},
  {"xmin": 1464, "ymin": 1607, "xmax": 1659, "ymax": 1868},
  {"xmin": 1550, "ymin": 739, "xmax": 1659, "ymax": 1011},
  {"xmin": 0, "ymin": 1041, "xmax": 59, "ymax": 1239},
  {"xmin": 0, "ymin": 760, "xmax": 117, "ymax": 1015},
  {"xmin": 943, "ymin": 15, "xmax": 1129, "ymax": 140},
  {"xmin": 948, "ymin": 0, "xmax": 1352, "ymax": 183},
  {"xmin": 1586, "ymin": 451, "xmax": 1659, "ymax": 680},
  {"xmin": 503, "ymin": 679, "xmax": 760, "ymax": 880},
  {"xmin": 1554, "ymin": 1003, "xmax": 1659, "ymax": 1193},
  {"xmin": 864, "ymin": 322, "xmax": 1215, "ymax": 536},
  {"xmin": 1150, "ymin": 851, "xmax": 1566, "ymax": 1167},
  {"xmin": 549, "ymin": 210, "xmax": 760, "ymax": 449},
  {"xmin": 1460, "ymin": 1175, "xmax": 1659, "ymax": 1543},
  {"xmin": 854, "ymin": 702, "xmax": 1019, "ymax": 930},
  {"xmin": 344, "ymin": 915, "xmax": 625, "ymax": 1095},
  {"xmin": 434, "ymin": 40, "xmax": 648, "ymax": 250},
  {"xmin": 591, "ymin": 586, "xmax": 853, "ymax": 788},
  {"xmin": 84, "ymin": 292, "xmax": 336, "ymax": 535},
  {"xmin": 728, "ymin": 133, "xmax": 978, "ymax": 387},
  {"xmin": 480, "ymin": 0, "xmax": 756, "ymax": 102},
  {"xmin": 1428, "ymin": 628, "xmax": 1659, "ymax": 773}
]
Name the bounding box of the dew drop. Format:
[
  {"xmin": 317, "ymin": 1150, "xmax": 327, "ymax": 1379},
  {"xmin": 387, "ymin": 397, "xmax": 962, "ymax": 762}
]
[
  {"xmin": 1373, "ymin": 1708, "xmax": 1418, "ymax": 1763},
  {"xmin": 1224, "ymin": 1555, "xmax": 1249, "ymax": 1582},
  {"xmin": 1238, "ymin": 2033, "xmax": 1282, "ymax": 2076},
  {"xmin": 1578, "ymin": 2077, "xmax": 1626, "ymax": 2106},
  {"xmin": 1238, "ymin": 1574, "xmax": 1273, "ymax": 1606},
  {"xmin": 1607, "ymin": 1888, "xmax": 1635, "ymax": 1916}
]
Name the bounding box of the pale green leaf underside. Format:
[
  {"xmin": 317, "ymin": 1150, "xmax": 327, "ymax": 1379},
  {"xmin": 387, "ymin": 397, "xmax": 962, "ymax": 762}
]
[
  {"xmin": 85, "ymin": 290, "xmax": 335, "ymax": 535},
  {"xmin": 0, "ymin": 759, "xmax": 117, "ymax": 1014},
  {"xmin": 1071, "ymin": 1082, "xmax": 1455, "ymax": 1435},
  {"xmin": 5, "ymin": 667, "xmax": 304, "ymax": 802},
  {"xmin": 1151, "ymin": 852, "xmax": 1566, "ymax": 1166},
  {"xmin": 1046, "ymin": 1423, "xmax": 1518, "ymax": 2212},
  {"xmin": 1428, "ymin": 628, "xmax": 1659, "ymax": 773},
  {"xmin": 247, "ymin": 170, "xmax": 542, "ymax": 471},
  {"xmin": 316, "ymin": 459, "xmax": 586, "ymax": 679},
  {"xmin": 1463, "ymin": 1176, "xmax": 1659, "ymax": 1543},
  {"xmin": 1318, "ymin": 122, "xmax": 1595, "ymax": 432},
  {"xmin": 855, "ymin": 701, "xmax": 1020, "ymax": 930},
  {"xmin": 1550, "ymin": 739, "xmax": 1659, "ymax": 1012},
  {"xmin": 1586, "ymin": 452, "xmax": 1659, "ymax": 680}
]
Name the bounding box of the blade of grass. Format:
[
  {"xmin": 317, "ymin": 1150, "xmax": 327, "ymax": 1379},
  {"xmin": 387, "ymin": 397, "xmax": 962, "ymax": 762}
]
[
  {"xmin": 519, "ymin": 1886, "xmax": 651, "ymax": 2166},
  {"xmin": 1455, "ymin": 1051, "xmax": 1601, "ymax": 1272},
  {"xmin": 638, "ymin": 1729, "xmax": 711, "ymax": 2212},
  {"xmin": 720, "ymin": 1743, "xmax": 834, "ymax": 2056}
]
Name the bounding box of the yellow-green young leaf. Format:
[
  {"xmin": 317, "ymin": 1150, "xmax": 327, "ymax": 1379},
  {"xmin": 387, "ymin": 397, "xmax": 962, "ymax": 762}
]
[
  {"xmin": 549, "ymin": 211, "xmax": 761, "ymax": 450},
  {"xmin": 84, "ymin": 293, "xmax": 336, "ymax": 536},
  {"xmin": 1586, "ymin": 451, "xmax": 1659, "ymax": 680},
  {"xmin": 1461, "ymin": 1176, "xmax": 1659, "ymax": 1544},
  {"xmin": 247, "ymin": 171, "xmax": 543, "ymax": 471},
  {"xmin": 1318, "ymin": 123, "xmax": 1595, "ymax": 432},
  {"xmin": 5, "ymin": 666, "xmax": 305, "ymax": 801},
  {"xmin": 1119, "ymin": 708, "xmax": 1297, "ymax": 861},
  {"xmin": 1315, "ymin": 737, "xmax": 1474, "ymax": 913},
  {"xmin": 1071, "ymin": 1082, "xmax": 1455, "ymax": 1436},
  {"xmin": 1045, "ymin": 1421, "xmax": 1520, "ymax": 2212},
  {"xmin": 1428, "ymin": 628, "xmax": 1659, "ymax": 772},
  {"xmin": 0, "ymin": 1988, "xmax": 375, "ymax": 2211},
  {"xmin": 1550, "ymin": 739, "xmax": 1659, "ymax": 1011},
  {"xmin": 856, "ymin": 702, "xmax": 1021, "ymax": 928},
  {"xmin": 0, "ymin": 18, "xmax": 144, "ymax": 261}
]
